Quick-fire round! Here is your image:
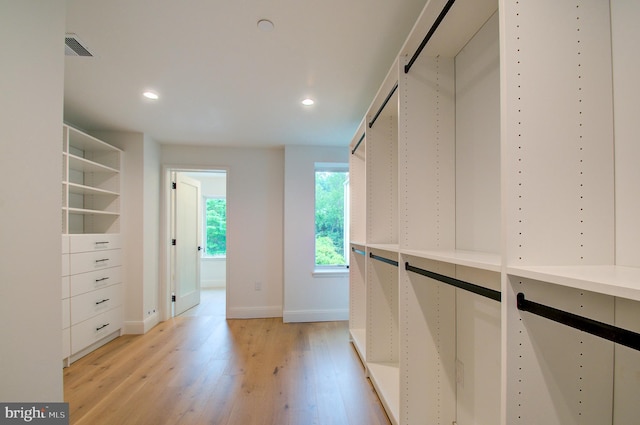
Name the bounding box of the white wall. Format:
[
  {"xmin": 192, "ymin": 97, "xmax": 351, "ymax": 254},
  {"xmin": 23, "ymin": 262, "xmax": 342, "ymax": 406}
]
[
  {"xmin": 283, "ymin": 146, "xmax": 350, "ymax": 322},
  {"xmin": 94, "ymin": 131, "xmax": 161, "ymax": 334},
  {"xmin": 0, "ymin": 0, "xmax": 65, "ymax": 401},
  {"xmin": 162, "ymin": 146, "xmax": 283, "ymax": 318}
]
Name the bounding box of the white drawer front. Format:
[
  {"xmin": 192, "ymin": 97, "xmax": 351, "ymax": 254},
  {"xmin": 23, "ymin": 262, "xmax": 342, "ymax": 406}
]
[
  {"xmin": 70, "ymin": 249, "xmax": 121, "ymax": 275},
  {"xmin": 71, "ymin": 284, "xmax": 122, "ymax": 326},
  {"xmin": 70, "ymin": 234, "xmax": 121, "ymax": 253},
  {"xmin": 71, "ymin": 306, "xmax": 122, "ymax": 354},
  {"xmin": 62, "ymin": 254, "xmax": 70, "ymax": 277},
  {"xmin": 62, "ymin": 298, "xmax": 70, "ymax": 329},
  {"xmin": 70, "ymin": 266, "xmax": 122, "ymax": 297},
  {"xmin": 63, "ymin": 328, "xmax": 71, "ymax": 360},
  {"xmin": 62, "ymin": 235, "xmax": 70, "ymax": 254},
  {"xmin": 62, "ymin": 276, "xmax": 70, "ymax": 300}
]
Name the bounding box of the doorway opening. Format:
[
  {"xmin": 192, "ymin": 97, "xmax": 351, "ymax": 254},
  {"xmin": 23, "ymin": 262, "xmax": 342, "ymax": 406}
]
[{"xmin": 169, "ymin": 169, "xmax": 227, "ymax": 318}]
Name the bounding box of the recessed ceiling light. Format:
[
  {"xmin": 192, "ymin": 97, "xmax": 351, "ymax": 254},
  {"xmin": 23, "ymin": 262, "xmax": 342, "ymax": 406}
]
[
  {"xmin": 302, "ymin": 98, "xmax": 314, "ymax": 106},
  {"xmin": 143, "ymin": 91, "xmax": 159, "ymax": 100},
  {"xmin": 257, "ymin": 19, "xmax": 274, "ymax": 32}
]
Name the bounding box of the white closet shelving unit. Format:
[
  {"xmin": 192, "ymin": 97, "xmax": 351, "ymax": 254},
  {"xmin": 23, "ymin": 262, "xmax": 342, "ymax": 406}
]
[
  {"xmin": 61, "ymin": 125, "xmax": 123, "ymax": 366},
  {"xmin": 349, "ymin": 0, "xmax": 640, "ymax": 424}
]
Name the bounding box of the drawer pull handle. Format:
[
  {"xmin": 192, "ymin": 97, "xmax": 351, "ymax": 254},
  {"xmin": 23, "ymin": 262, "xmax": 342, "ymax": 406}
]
[
  {"xmin": 95, "ymin": 299, "xmax": 110, "ymax": 305},
  {"xmin": 96, "ymin": 323, "xmax": 109, "ymax": 331},
  {"xmin": 95, "ymin": 241, "xmax": 109, "ymax": 245},
  {"xmin": 95, "ymin": 277, "xmax": 109, "ymax": 283},
  {"xmin": 95, "ymin": 259, "xmax": 109, "ymax": 263}
]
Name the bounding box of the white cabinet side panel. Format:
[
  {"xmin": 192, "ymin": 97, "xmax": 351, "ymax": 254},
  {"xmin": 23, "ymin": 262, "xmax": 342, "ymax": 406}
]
[
  {"xmin": 350, "ymin": 135, "xmax": 367, "ymax": 243},
  {"xmin": 399, "ymin": 54, "xmax": 455, "ymax": 251},
  {"xmin": 506, "ymin": 277, "xmax": 614, "ymax": 425},
  {"xmin": 611, "ymin": 0, "xmax": 640, "ymax": 267},
  {"xmin": 455, "ymin": 12, "xmax": 501, "ymax": 254},
  {"xmin": 502, "ymin": 0, "xmax": 614, "ymax": 266},
  {"xmin": 613, "ymin": 297, "xmax": 640, "ymax": 425}
]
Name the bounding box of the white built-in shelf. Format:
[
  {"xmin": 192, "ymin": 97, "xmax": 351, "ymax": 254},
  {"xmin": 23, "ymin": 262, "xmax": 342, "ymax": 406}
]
[
  {"xmin": 67, "ymin": 182, "xmax": 119, "ymax": 197},
  {"xmin": 350, "ymin": 241, "xmax": 366, "ymax": 248},
  {"xmin": 68, "ymin": 154, "xmax": 119, "ymax": 174},
  {"xmin": 507, "ymin": 265, "xmax": 640, "ymax": 302},
  {"xmin": 401, "ymin": 248, "xmax": 501, "ymax": 272},
  {"xmin": 368, "ymin": 362, "xmax": 400, "ymax": 425},
  {"xmin": 349, "ymin": 329, "xmax": 367, "ymax": 359},
  {"xmin": 67, "ymin": 208, "xmax": 119, "ymax": 216},
  {"xmin": 367, "ymin": 243, "xmax": 399, "ymax": 253}
]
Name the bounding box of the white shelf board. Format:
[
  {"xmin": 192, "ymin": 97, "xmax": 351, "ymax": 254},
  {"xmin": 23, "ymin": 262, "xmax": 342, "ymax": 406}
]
[
  {"xmin": 349, "ymin": 328, "xmax": 367, "ymax": 361},
  {"xmin": 350, "ymin": 241, "xmax": 366, "ymax": 248},
  {"xmin": 507, "ymin": 265, "xmax": 640, "ymax": 302},
  {"xmin": 367, "ymin": 362, "xmax": 400, "ymax": 425},
  {"xmin": 367, "ymin": 243, "xmax": 399, "ymax": 253},
  {"xmin": 68, "ymin": 208, "xmax": 119, "ymax": 216},
  {"xmin": 401, "ymin": 248, "xmax": 501, "ymax": 272},
  {"xmin": 68, "ymin": 154, "xmax": 119, "ymax": 174},
  {"xmin": 68, "ymin": 182, "xmax": 119, "ymax": 197}
]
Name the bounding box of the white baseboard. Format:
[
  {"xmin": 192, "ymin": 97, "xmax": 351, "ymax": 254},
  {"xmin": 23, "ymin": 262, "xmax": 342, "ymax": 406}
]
[
  {"xmin": 123, "ymin": 312, "xmax": 160, "ymax": 334},
  {"xmin": 283, "ymin": 309, "xmax": 349, "ymax": 323},
  {"xmin": 226, "ymin": 305, "xmax": 282, "ymax": 319}
]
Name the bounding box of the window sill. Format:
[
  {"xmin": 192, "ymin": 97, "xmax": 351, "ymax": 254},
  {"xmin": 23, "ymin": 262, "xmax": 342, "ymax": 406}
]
[{"xmin": 312, "ymin": 268, "xmax": 349, "ymax": 278}]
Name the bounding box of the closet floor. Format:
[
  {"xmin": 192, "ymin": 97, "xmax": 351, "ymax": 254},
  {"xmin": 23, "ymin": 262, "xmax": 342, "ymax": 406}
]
[{"xmin": 63, "ymin": 292, "xmax": 389, "ymax": 425}]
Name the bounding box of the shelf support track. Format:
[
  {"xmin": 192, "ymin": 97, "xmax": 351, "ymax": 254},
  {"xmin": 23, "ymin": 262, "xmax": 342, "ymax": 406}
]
[
  {"xmin": 517, "ymin": 293, "xmax": 640, "ymax": 352},
  {"xmin": 404, "ymin": 0, "xmax": 456, "ymax": 74},
  {"xmin": 369, "ymin": 252, "xmax": 399, "ymax": 267},
  {"xmin": 351, "ymin": 133, "xmax": 366, "ymax": 155},
  {"xmin": 368, "ymin": 82, "xmax": 398, "ymax": 129},
  {"xmin": 405, "ymin": 262, "xmax": 501, "ymax": 302}
]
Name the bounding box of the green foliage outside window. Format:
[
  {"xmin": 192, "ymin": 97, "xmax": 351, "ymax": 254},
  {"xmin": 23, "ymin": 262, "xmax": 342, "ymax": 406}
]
[
  {"xmin": 205, "ymin": 198, "xmax": 226, "ymax": 256},
  {"xmin": 315, "ymin": 170, "xmax": 348, "ymax": 266}
]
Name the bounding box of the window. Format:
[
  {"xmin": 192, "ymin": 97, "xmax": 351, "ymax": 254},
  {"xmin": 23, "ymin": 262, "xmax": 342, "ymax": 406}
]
[
  {"xmin": 204, "ymin": 197, "xmax": 226, "ymax": 257},
  {"xmin": 315, "ymin": 164, "xmax": 349, "ymax": 268}
]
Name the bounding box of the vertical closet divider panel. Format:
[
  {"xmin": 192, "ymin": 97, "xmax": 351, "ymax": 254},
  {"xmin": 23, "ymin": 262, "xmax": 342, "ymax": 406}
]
[
  {"xmin": 364, "ymin": 58, "xmax": 401, "ymax": 425},
  {"xmin": 502, "ymin": 0, "xmax": 617, "ymax": 423},
  {"xmin": 349, "ymin": 121, "xmax": 368, "ymax": 361},
  {"xmin": 610, "ymin": 2, "xmax": 640, "ymax": 423}
]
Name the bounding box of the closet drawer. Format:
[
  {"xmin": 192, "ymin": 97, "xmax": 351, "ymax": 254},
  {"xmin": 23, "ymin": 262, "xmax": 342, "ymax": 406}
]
[
  {"xmin": 71, "ymin": 284, "xmax": 122, "ymax": 326},
  {"xmin": 62, "ymin": 254, "xmax": 70, "ymax": 277},
  {"xmin": 70, "ymin": 249, "xmax": 121, "ymax": 275},
  {"xmin": 63, "ymin": 328, "xmax": 70, "ymax": 360},
  {"xmin": 62, "ymin": 276, "xmax": 70, "ymax": 300},
  {"xmin": 70, "ymin": 266, "xmax": 122, "ymax": 297},
  {"xmin": 70, "ymin": 234, "xmax": 121, "ymax": 253},
  {"xmin": 71, "ymin": 306, "xmax": 122, "ymax": 354},
  {"xmin": 62, "ymin": 298, "xmax": 70, "ymax": 329}
]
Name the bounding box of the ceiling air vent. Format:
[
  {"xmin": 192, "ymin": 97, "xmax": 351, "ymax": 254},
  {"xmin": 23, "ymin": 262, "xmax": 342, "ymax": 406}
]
[{"xmin": 65, "ymin": 33, "xmax": 93, "ymax": 57}]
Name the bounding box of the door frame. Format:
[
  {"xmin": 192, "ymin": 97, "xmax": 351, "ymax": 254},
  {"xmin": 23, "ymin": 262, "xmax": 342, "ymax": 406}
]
[{"xmin": 160, "ymin": 165, "xmax": 229, "ymax": 321}]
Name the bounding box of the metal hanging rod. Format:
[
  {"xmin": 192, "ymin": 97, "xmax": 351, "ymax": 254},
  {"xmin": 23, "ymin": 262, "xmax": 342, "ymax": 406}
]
[
  {"xmin": 368, "ymin": 82, "xmax": 398, "ymax": 129},
  {"xmin": 517, "ymin": 293, "xmax": 640, "ymax": 352},
  {"xmin": 404, "ymin": 0, "xmax": 457, "ymax": 74},
  {"xmin": 351, "ymin": 133, "xmax": 366, "ymax": 155},
  {"xmin": 351, "ymin": 247, "xmax": 366, "ymax": 256},
  {"xmin": 369, "ymin": 252, "xmax": 399, "ymax": 267},
  {"xmin": 405, "ymin": 262, "xmax": 501, "ymax": 302}
]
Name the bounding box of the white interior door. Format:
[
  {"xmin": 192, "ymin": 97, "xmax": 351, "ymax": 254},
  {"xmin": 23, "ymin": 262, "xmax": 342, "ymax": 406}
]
[{"xmin": 173, "ymin": 173, "xmax": 202, "ymax": 315}]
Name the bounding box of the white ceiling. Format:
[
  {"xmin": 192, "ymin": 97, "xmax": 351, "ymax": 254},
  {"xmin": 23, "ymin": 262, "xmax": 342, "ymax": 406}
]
[{"xmin": 63, "ymin": 0, "xmax": 429, "ymax": 148}]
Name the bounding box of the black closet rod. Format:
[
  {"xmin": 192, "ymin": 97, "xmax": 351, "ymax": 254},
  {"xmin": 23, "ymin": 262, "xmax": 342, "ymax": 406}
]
[
  {"xmin": 517, "ymin": 293, "xmax": 640, "ymax": 352},
  {"xmin": 351, "ymin": 133, "xmax": 366, "ymax": 155},
  {"xmin": 351, "ymin": 247, "xmax": 366, "ymax": 256},
  {"xmin": 368, "ymin": 82, "xmax": 398, "ymax": 129},
  {"xmin": 405, "ymin": 262, "xmax": 501, "ymax": 302},
  {"xmin": 404, "ymin": 0, "xmax": 456, "ymax": 74},
  {"xmin": 370, "ymin": 252, "xmax": 399, "ymax": 267}
]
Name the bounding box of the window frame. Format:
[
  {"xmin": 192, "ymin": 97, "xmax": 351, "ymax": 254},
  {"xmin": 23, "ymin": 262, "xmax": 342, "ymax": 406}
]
[{"xmin": 313, "ymin": 162, "xmax": 349, "ymax": 274}]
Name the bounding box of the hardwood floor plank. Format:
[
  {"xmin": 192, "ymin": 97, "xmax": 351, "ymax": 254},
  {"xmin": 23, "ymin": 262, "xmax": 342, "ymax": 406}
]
[{"xmin": 64, "ymin": 289, "xmax": 390, "ymax": 425}]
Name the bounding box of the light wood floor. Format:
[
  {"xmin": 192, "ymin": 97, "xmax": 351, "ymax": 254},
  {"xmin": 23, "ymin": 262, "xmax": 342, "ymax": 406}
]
[{"xmin": 64, "ymin": 289, "xmax": 390, "ymax": 425}]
